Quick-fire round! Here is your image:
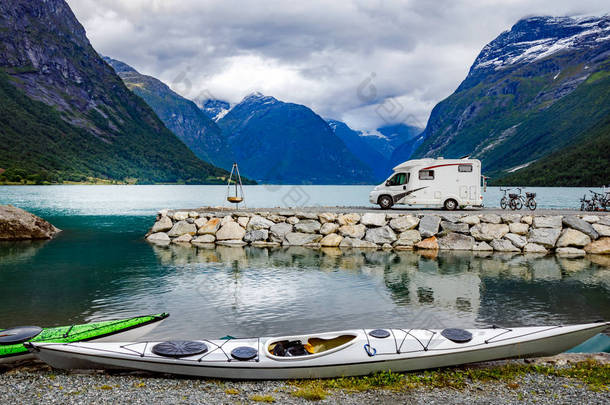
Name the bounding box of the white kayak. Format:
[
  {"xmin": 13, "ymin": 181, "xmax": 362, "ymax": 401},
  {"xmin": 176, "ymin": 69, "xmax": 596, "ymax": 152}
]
[{"xmin": 28, "ymin": 322, "xmax": 608, "ymax": 379}]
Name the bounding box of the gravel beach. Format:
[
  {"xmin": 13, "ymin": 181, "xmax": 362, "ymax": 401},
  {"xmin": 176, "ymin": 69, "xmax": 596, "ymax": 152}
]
[{"xmin": 1, "ymin": 354, "xmax": 608, "ymax": 404}]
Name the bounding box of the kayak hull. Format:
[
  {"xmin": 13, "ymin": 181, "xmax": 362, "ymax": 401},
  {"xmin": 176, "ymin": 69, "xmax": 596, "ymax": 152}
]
[
  {"xmin": 0, "ymin": 313, "xmax": 168, "ymax": 365},
  {"xmin": 29, "ymin": 322, "xmax": 608, "ymax": 379}
]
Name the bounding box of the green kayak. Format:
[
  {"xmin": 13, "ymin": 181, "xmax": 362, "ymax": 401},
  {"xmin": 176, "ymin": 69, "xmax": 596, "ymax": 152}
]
[{"xmin": 0, "ymin": 313, "xmax": 168, "ymax": 365}]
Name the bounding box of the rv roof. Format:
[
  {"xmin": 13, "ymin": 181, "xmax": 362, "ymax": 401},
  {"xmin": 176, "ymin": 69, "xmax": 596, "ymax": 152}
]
[{"xmin": 393, "ymin": 158, "xmax": 477, "ymax": 171}]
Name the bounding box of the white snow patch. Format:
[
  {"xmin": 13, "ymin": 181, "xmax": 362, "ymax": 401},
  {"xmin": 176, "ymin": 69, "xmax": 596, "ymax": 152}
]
[{"xmin": 507, "ymin": 160, "xmax": 536, "ymax": 173}]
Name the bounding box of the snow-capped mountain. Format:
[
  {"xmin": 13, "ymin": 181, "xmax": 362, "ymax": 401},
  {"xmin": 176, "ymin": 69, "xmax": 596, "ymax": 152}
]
[{"xmin": 198, "ymin": 99, "xmax": 231, "ymax": 121}]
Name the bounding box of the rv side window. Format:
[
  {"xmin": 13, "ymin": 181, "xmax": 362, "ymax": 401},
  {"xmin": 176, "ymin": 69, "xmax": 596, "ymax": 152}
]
[
  {"xmin": 419, "ymin": 170, "xmax": 434, "ymax": 180},
  {"xmin": 388, "ymin": 172, "xmax": 408, "ymax": 186},
  {"xmin": 458, "ymin": 164, "xmax": 473, "ymax": 172}
]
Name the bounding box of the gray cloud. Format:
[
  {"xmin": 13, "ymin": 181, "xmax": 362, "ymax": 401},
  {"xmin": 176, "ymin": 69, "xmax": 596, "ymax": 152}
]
[{"xmin": 67, "ymin": 0, "xmax": 608, "ymax": 131}]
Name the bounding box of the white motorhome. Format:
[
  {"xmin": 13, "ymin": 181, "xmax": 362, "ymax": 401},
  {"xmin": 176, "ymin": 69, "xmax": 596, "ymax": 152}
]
[{"xmin": 369, "ymin": 158, "xmax": 484, "ymax": 210}]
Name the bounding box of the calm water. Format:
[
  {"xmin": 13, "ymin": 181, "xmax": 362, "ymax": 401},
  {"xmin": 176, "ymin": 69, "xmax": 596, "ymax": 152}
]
[{"xmin": 0, "ymin": 185, "xmax": 608, "ymax": 347}]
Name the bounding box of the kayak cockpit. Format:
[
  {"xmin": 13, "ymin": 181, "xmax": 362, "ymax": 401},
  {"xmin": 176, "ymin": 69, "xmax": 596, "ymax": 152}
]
[{"xmin": 266, "ymin": 334, "xmax": 357, "ymax": 360}]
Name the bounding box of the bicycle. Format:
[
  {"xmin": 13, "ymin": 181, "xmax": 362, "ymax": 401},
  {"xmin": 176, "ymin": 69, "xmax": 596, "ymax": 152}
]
[
  {"xmin": 509, "ymin": 188, "xmax": 537, "ymax": 211},
  {"xmin": 499, "ymin": 188, "xmax": 511, "ymax": 210}
]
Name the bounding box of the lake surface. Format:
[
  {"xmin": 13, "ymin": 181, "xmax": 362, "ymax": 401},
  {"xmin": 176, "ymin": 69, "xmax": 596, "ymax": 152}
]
[{"xmin": 0, "ymin": 185, "xmax": 608, "ymax": 350}]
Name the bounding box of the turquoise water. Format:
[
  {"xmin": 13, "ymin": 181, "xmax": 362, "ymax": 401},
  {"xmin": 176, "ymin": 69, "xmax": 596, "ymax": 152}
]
[{"xmin": 0, "ymin": 185, "xmax": 608, "ymax": 350}]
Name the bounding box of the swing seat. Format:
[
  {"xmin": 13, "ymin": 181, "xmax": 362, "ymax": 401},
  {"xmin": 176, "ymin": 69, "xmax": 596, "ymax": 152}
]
[{"xmin": 227, "ymin": 196, "xmax": 243, "ymax": 203}]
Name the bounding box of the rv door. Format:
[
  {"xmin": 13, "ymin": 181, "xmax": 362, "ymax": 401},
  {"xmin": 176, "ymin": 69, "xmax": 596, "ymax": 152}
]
[{"xmin": 385, "ymin": 172, "xmax": 410, "ymax": 202}]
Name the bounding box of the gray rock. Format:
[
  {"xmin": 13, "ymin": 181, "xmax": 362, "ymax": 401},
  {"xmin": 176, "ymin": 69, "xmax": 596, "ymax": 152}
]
[
  {"xmin": 562, "ymin": 216, "xmax": 599, "ymax": 240},
  {"xmin": 284, "ymin": 232, "xmax": 322, "ymax": 246},
  {"xmin": 286, "ymin": 216, "xmax": 299, "ymax": 225},
  {"xmin": 581, "ymin": 215, "xmax": 599, "ymax": 223},
  {"xmin": 438, "ymin": 233, "xmax": 475, "ymax": 250},
  {"xmin": 337, "ymin": 213, "xmax": 360, "ymax": 226},
  {"xmin": 185, "ymin": 218, "xmax": 195, "ymax": 224},
  {"xmin": 339, "ymin": 237, "xmax": 378, "ymax": 248},
  {"xmin": 194, "ymin": 217, "xmax": 208, "ymax": 229},
  {"xmin": 320, "ymin": 222, "xmax": 339, "ymax": 235},
  {"xmin": 251, "ymin": 241, "xmax": 281, "ymax": 247},
  {"xmin": 247, "ymin": 215, "xmax": 274, "ymax": 230},
  {"xmin": 480, "ymin": 214, "xmax": 502, "ymax": 224},
  {"xmin": 592, "ymin": 223, "xmax": 610, "ymax": 237},
  {"xmin": 460, "ymin": 215, "xmax": 480, "ymax": 225},
  {"xmin": 294, "ymin": 220, "xmax": 322, "ymax": 233},
  {"xmin": 237, "ymin": 216, "xmax": 249, "ymax": 228},
  {"xmin": 216, "ymin": 240, "xmax": 247, "ymax": 247},
  {"xmin": 504, "ymin": 233, "xmax": 527, "ymax": 249},
  {"xmin": 389, "ymin": 215, "xmax": 419, "ymax": 232},
  {"xmin": 364, "ymin": 226, "xmax": 397, "ymax": 245},
  {"xmin": 597, "ymin": 216, "xmax": 610, "ymax": 226},
  {"xmin": 509, "ymin": 222, "xmax": 529, "ymax": 235},
  {"xmin": 501, "ymin": 214, "xmax": 522, "ymax": 224},
  {"xmin": 192, "ymin": 234, "xmax": 215, "ymax": 243},
  {"xmin": 470, "ymin": 223, "xmax": 509, "ymax": 241},
  {"xmin": 556, "ymin": 228, "xmax": 591, "ymax": 247},
  {"xmin": 244, "ymin": 229, "xmax": 269, "ymax": 243},
  {"xmin": 188, "ymin": 211, "xmax": 199, "ymax": 218},
  {"xmin": 440, "ymin": 221, "xmax": 469, "ymax": 234},
  {"xmin": 360, "ymin": 213, "xmax": 386, "ymax": 227},
  {"xmin": 320, "ymin": 233, "xmax": 343, "ymax": 247},
  {"xmin": 490, "ymin": 239, "xmax": 520, "ymax": 252},
  {"xmin": 555, "ymin": 247, "xmax": 586, "ymax": 257},
  {"xmin": 267, "ymin": 214, "xmax": 286, "ymax": 223},
  {"xmin": 523, "ymin": 243, "xmax": 548, "ymax": 254},
  {"xmin": 393, "ymin": 230, "xmax": 422, "ymax": 247},
  {"xmin": 440, "ymin": 214, "xmax": 462, "ymax": 223},
  {"xmin": 338, "ymin": 224, "xmax": 367, "ymax": 239},
  {"xmin": 533, "ymin": 216, "xmax": 563, "ymax": 228},
  {"xmin": 146, "ymin": 232, "xmax": 170, "ymax": 244},
  {"xmin": 172, "ymin": 234, "xmax": 193, "ymax": 243},
  {"xmin": 318, "ymin": 213, "xmax": 337, "ymax": 224},
  {"xmin": 472, "ymin": 241, "xmax": 493, "ymax": 251},
  {"xmin": 0, "ymin": 205, "xmax": 61, "ymax": 240},
  {"xmin": 418, "ymin": 215, "xmax": 441, "ymax": 238},
  {"xmin": 157, "ymin": 209, "xmax": 169, "ymax": 217},
  {"xmin": 151, "ymin": 216, "xmax": 173, "ymax": 233},
  {"xmin": 521, "ymin": 215, "xmax": 533, "ymax": 225},
  {"xmin": 167, "ymin": 221, "xmax": 197, "ymax": 237},
  {"xmin": 528, "ymin": 228, "xmax": 561, "ymax": 248},
  {"xmin": 269, "ymin": 223, "xmax": 293, "ymax": 242},
  {"xmin": 216, "ymin": 222, "xmax": 246, "ymax": 241},
  {"xmin": 295, "ymin": 212, "xmax": 318, "ymax": 219},
  {"xmin": 172, "ymin": 211, "xmax": 189, "ymax": 221}
]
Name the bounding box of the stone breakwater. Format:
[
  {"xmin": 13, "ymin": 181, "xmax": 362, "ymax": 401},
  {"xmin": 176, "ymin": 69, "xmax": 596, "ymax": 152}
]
[{"xmin": 146, "ymin": 209, "xmax": 610, "ymax": 255}]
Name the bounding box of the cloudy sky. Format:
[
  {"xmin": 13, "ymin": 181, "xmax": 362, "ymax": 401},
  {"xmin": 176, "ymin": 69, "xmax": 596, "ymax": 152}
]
[{"xmin": 67, "ymin": 0, "xmax": 608, "ymax": 131}]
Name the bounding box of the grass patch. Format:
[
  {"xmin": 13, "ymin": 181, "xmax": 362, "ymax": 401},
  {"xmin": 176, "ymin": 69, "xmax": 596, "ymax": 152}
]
[
  {"xmin": 250, "ymin": 394, "xmax": 276, "ymax": 402},
  {"xmin": 224, "ymin": 388, "xmax": 239, "ymax": 395},
  {"xmin": 291, "ymin": 381, "xmax": 327, "ymax": 401}
]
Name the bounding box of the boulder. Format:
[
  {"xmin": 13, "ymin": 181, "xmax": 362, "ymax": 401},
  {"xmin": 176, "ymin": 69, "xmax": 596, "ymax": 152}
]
[
  {"xmin": 523, "ymin": 243, "xmax": 548, "ymax": 254},
  {"xmin": 460, "ymin": 215, "xmax": 480, "ymax": 225},
  {"xmin": 173, "ymin": 211, "xmax": 189, "ymax": 221},
  {"xmin": 555, "ymin": 247, "xmax": 586, "ymax": 257},
  {"xmin": 295, "ymin": 212, "xmax": 318, "ymax": 220},
  {"xmin": 556, "ymin": 229, "xmax": 591, "ymax": 248},
  {"xmin": 247, "ymin": 215, "xmax": 274, "ymax": 230},
  {"xmin": 251, "ymin": 241, "xmax": 281, "ymax": 247},
  {"xmin": 188, "ymin": 211, "xmax": 199, "ymax": 218},
  {"xmin": 338, "ymin": 224, "xmax": 366, "ymax": 239},
  {"xmin": 295, "ymin": 220, "xmax": 322, "ymax": 234},
  {"xmin": 318, "ymin": 213, "xmax": 337, "ymax": 224},
  {"xmin": 339, "ymin": 237, "xmax": 378, "ymax": 249},
  {"xmin": 157, "ymin": 209, "xmax": 169, "ymax": 217},
  {"xmin": 192, "ymin": 234, "xmax": 215, "ymax": 244},
  {"xmin": 440, "ymin": 221, "xmax": 469, "ymax": 234},
  {"xmin": 440, "ymin": 214, "xmax": 461, "ymax": 223},
  {"xmin": 172, "ymin": 234, "xmax": 193, "ymax": 243},
  {"xmin": 320, "ymin": 222, "xmax": 339, "ymax": 235},
  {"xmin": 393, "ymin": 230, "xmax": 422, "ymax": 247},
  {"xmin": 194, "ymin": 217, "xmax": 208, "ymax": 229},
  {"xmin": 244, "ymin": 229, "xmax": 269, "ymax": 243},
  {"xmin": 504, "ymin": 233, "xmax": 527, "ymax": 249},
  {"xmin": 438, "ymin": 233, "xmax": 475, "ymax": 250},
  {"xmin": 389, "ymin": 215, "xmax": 419, "ymax": 232},
  {"xmin": 267, "ymin": 214, "xmax": 286, "ymax": 223},
  {"xmin": 592, "ymin": 223, "xmax": 610, "ymax": 237},
  {"xmin": 151, "ymin": 216, "xmax": 173, "ymax": 233},
  {"xmin": 472, "ymin": 242, "xmax": 493, "ymax": 251},
  {"xmin": 198, "ymin": 218, "xmax": 221, "ymax": 235},
  {"xmin": 533, "ymin": 216, "xmax": 562, "ymax": 228},
  {"xmin": 216, "ymin": 222, "xmax": 246, "ymax": 241},
  {"xmin": 581, "ymin": 215, "xmax": 599, "ymax": 223},
  {"xmin": 501, "ymin": 214, "xmax": 521, "ymax": 224},
  {"xmin": 284, "ymin": 232, "xmax": 322, "ymax": 246},
  {"xmin": 0, "ymin": 205, "xmax": 61, "ymax": 240},
  {"xmin": 584, "ymin": 237, "xmax": 610, "ymax": 254},
  {"xmin": 286, "ymin": 216, "xmax": 300, "ymax": 225},
  {"xmin": 364, "ymin": 226, "xmax": 397, "ymax": 245},
  {"xmin": 269, "ymin": 223, "xmax": 293, "ymax": 242},
  {"xmin": 381, "ymin": 243, "xmax": 393, "ymax": 250},
  {"xmin": 562, "ymin": 216, "xmax": 599, "ymax": 240},
  {"xmin": 237, "ymin": 216, "xmax": 250, "ymax": 228},
  {"xmin": 360, "ymin": 213, "xmax": 386, "ymax": 227},
  {"xmin": 320, "ymin": 233, "xmax": 343, "ymax": 247},
  {"xmin": 216, "ymin": 240, "xmax": 247, "ymax": 247},
  {"xmin": 480, "ymin": 214, "xmax": 502, "ymax": 224},
  {"xmin": 509, "ymin": 222, "xmax": 529, "ymax": 235},
  {"xmin": 527, "ymin": 228, "xmax": 561, "ymax": 248},
  {"xmin": 418, "ymin": 215, "xmax": 441, "ymax": 238},
  {"xmin": 490, "ymin": 239, "xmax": 520, "ymax": 252},
  {"xmin": 521, "ymin": 215, "xmax": 533, "ymax": 225},
  {"xmin": 415, "ymin": 236, "xmax": 439, "ymax": 250},
  {"xmin": 597, "ymin": 216, "xmax": 610, "ymax": 226},
  {"xmin": 337, "ymin": 213, "xmax": 360, "ymax": 226},
  {"xmin": 167, "ymin": 221, "xmax": 197, "ymax": 237},
  {"xmin": 146, "ymin": 232, "xmax": 170, "ymax": 244},
  {"xmin": 470, "ymin": 223, "xmax": 509, "ymax": 241}
]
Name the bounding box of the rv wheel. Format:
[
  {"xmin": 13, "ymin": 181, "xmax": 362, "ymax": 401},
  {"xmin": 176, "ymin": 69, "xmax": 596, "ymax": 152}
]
[
  {"xmin": 378, "ymin": 195, "xmax": 393, "ymax": 210},
  {"xmin": 443, "ymin": 199, "xmax": 458, "ymax": 211}
]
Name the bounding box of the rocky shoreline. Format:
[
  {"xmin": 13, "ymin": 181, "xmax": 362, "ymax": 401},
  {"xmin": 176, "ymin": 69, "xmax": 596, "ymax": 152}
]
[
  {"xmin": 0, "ymin": 205, "xmax": 60, "ymax": 240},
  {"xmin": 146, "ymin": 208, "xmax": 610, "ymax": 256}
]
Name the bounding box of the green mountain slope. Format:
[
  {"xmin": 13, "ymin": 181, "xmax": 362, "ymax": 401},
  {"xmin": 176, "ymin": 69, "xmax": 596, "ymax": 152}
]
[
  {"xmin": 0, "ymin": 0, "xmax": 229, "ymax": 184},
  {"xmin": 103, "ymin": 57, "xmax": 235, "ymax": 171}
]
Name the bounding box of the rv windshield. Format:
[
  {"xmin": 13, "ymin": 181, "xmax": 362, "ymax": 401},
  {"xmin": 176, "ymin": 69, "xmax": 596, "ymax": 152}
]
[{"xmin": 387, "ymin": 172, "xmax": 409, "ymax": 186}]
